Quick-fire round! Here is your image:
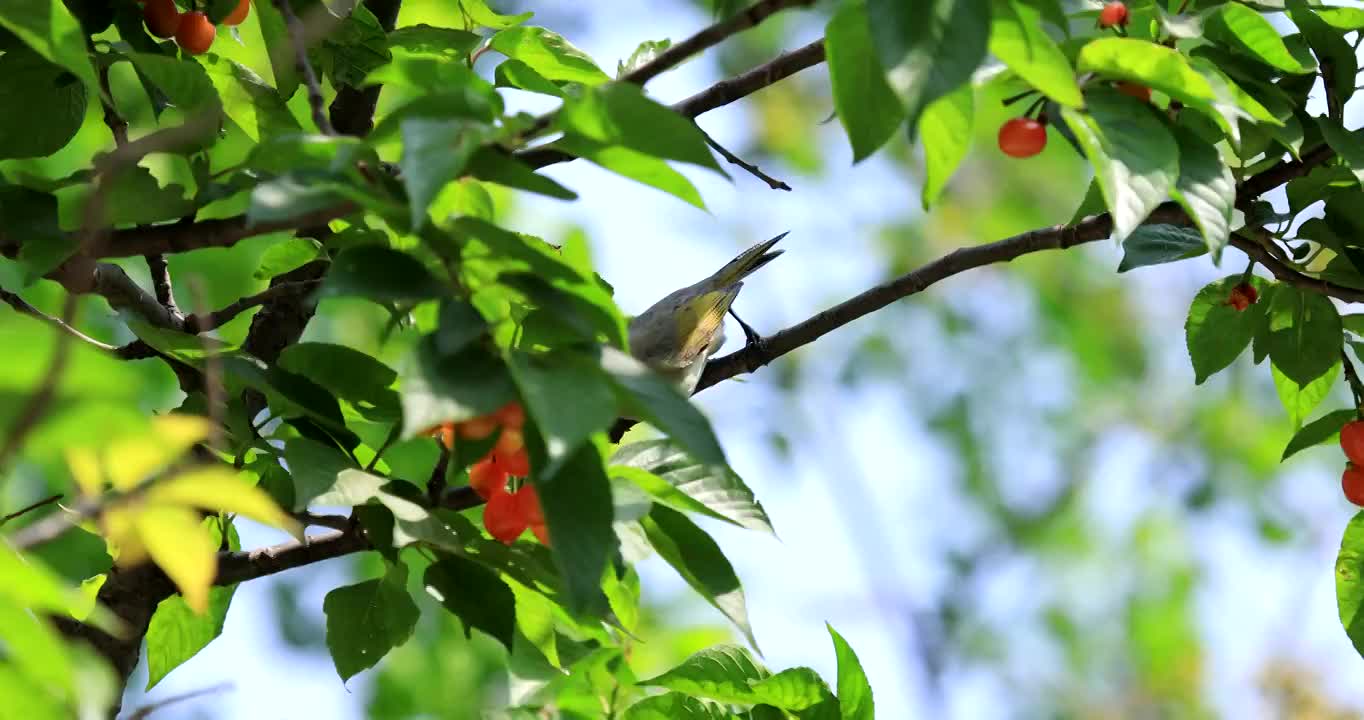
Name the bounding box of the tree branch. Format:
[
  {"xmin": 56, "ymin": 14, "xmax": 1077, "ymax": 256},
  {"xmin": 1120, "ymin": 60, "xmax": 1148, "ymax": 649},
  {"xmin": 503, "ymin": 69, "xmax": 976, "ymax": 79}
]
[
  {"xmin": 698, "ymin": 124, "xmax": 791, "ymax": 190},
  {"xmin": 275, "ymin": 0, "xmax": 336, "ymax": 135},
  {"xmin": 214, "ymin": 526, "xmax": 371, "ymax": 586},
  {"xmin": 144, "ymin": 252, "xmax": 180, "ymax": 315},
  {"xmin": 0, "ymin": 494, "xmax": 63, "ymax": 527},
  {"xmin": 183, "ymin": 279, "xmax": 323, "ymax": 334},
  {"xmin": 620, "ymin": 0, "xmax": 816, "ymax": 87},
  {"xmin": 1, "ymin": 286, "xmax": 118, "ymax": 351}
]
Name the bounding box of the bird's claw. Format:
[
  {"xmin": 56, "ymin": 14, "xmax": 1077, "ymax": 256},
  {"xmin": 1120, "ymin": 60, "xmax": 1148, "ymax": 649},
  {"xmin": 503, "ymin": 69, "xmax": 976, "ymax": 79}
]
[{"xmin": 729, "ymin": 308, "xmax": 768, "ymax": 355}]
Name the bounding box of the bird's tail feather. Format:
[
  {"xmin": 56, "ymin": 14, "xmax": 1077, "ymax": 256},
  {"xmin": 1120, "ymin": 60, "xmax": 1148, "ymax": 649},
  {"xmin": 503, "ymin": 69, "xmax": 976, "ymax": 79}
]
[{"xmin": 712, "ymin": 231, "xmax": 788, "ymax": 287}]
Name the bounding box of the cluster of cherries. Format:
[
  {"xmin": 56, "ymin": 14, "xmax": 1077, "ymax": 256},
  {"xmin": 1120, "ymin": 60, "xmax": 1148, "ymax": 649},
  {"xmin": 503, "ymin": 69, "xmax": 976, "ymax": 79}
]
[
  {"xmin": 432, "ymin": 402, "xmax": 549, "ymax": 545},
  {"xmin": 1343, "ymin": 423, "xmax": 1364, "ymax": 506},
  {"xmin": 142, "ymin": 0, "xmax": 249, "ymax": 55},
  {"xmin": 997, "ymin": 2, "xmax": 1149, "ymax": 160}
]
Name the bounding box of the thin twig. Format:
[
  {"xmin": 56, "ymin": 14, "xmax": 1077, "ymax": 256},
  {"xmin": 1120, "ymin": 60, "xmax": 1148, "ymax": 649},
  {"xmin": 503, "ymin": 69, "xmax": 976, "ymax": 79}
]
[
  {"xmin": 0, "ymin": 494, "xmax": 63, "ymax": 527},
  {"xmin": 620, "ymin": 0, "xmax": 816, "ymax": 86},
  {"xmin": 127, "ymin": 682, "xmax": 234, "ymax": 719},
  {"xmin": 0, "ymin": 287, "xmax": 118, "ymax": 351},
  {"xmin": 276, "ymin": 0, "xmax": 336, "ymax": 135},
  {"xmin": 698, "ymin": 124, "xmax": 791, "ymax": 191},
  {"xmin": 518, "ymin": 0, "xmax": 815, "ymax": 140},
  {"xmin": 1342, "ymin": 349, "xmax": 1364, "ymax": 413},
  {"xmin": 90, "ymin": 41, "xmax": 129, "ymax": 146}
]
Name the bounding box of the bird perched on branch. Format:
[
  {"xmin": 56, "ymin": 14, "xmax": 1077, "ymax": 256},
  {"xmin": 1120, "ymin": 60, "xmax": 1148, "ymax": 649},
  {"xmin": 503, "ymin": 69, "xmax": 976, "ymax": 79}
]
[{"xmin": 627, "ymin": 232, "xmax": 787, "ymax": 395}]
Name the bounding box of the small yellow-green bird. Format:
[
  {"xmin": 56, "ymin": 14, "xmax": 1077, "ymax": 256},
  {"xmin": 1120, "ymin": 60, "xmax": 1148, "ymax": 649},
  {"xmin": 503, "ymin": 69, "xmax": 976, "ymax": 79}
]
[{"xmin": 628, "ymin": 232, "xmax": 787, "ymax": 395}]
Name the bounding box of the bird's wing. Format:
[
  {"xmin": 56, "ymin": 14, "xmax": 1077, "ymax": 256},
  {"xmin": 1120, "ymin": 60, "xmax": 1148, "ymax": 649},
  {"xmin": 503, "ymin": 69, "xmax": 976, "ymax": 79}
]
[{"xmin": 652, "ymin": 286, "xmax": 740, "ymax": 368}]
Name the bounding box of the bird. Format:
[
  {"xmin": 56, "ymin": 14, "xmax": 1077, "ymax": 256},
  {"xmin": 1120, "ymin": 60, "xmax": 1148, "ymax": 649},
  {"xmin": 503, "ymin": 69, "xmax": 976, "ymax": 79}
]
[{"xmin": 627, "ymin": 231, "xmax": 787, "ymax": 395}]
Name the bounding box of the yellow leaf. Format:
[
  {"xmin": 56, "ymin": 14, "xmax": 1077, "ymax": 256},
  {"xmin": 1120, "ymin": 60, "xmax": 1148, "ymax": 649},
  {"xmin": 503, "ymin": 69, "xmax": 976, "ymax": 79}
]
[
  {"xmin": 101, "ymin": 507, "xmax": 146, "ymax": 565},
  {"xmin": 135, "ymin": 506, "xmax": 216, "ymax": 614},
  {"xmin": 104, "ymin": 414, "xmax": 213, "ymax": 490},
  {"xmin": 65, "ymin": 448, "xmax": 103, "ymax": 496},
  {"xmin": 149, "ymin": 467, "xmax": 304, "ymax": 540}
]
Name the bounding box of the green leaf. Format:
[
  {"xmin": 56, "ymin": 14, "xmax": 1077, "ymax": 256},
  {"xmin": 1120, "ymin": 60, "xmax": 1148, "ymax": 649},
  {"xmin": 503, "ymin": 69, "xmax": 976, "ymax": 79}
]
[
  {"xmin": 253, "ymin": 237, "xmax": 322, "ymax": 280},
  {"xmin": 640, "ymin": 645, "xmax": 769, "ymax": 704},
  {"xmin": 1318, "ymin": 118, "xmax": 1364, "ymax": 186},
  {"xmin": 1283, "ymin": 409, "xmax": 1356, "ymax": 461},
  {"xmin": 1205, "ymin": 3, "xmax": 1314, "ymax": 74},
  {"xmin": 867, "ymin": 0, "xmax": 991, "ymax": 129},
  {"xmin": 533, "ymin": 441, "xmax": 616, "ymax": 617},
  {"xmin": 400, "ymin": 118, "xmax": 493, "ymax": 229},
  {"xmin": 321, "ymin": 245, "xmax": 448, "ymax": 302},
  {"xmin": 749, "ymin": 668, "xmax": 833, "ymax": 711},
  {"xmin": 0, "ymin": 184, "xmax": 72, "ymax": 283},
  {"xmin": 1272, "ymin": 360, "xmax": 1339, "ymax": 430},
  {"xmin": 1336, "ymin": 512, "xmax": 1364, "ymax": 659},
  {"xmin": 617, "ymin": 38, "xmax": 672, "ymax": 77},
  {"xmin": 622, "ymin": 693, "xmax": 732, "ymax": 720},
  {"xmin": 825, "ymin": 1, "xmax": 905, "ymax": 163},
  {"xmin": 1287, "ymin": 1, "xmax": 1356, "ymax": 108},
  {"xmin": 1317, "ymin": 7, "xmax": 1364, "ymax": 30},
  {"xmin": 989, "ymin": 0, "xmax": 1082, "ymax": 108},
  {"xmin": 277, "ymin": 342, "xmax": 398, "ymax": 410},
  {"xmin": 507, "ymin": 350, "xmax": 616, "ymax": 475},
  {"xmin": 388, "ymin": 24, "xmax": 481, "ymax": 57},
  {"xmin": 1184, "ymin": 275, "xmax": 1268, "ymax": 384},
  {"xmin": 489, "ymin": 26, "xmax": 608, "ymax": 85},
  {"xmin": 642, "ymin": 505, "xmax": 755, "ymax": 647},
  {"xmin": 458, "ymin": 0, "xmax": 533, "ymax": 30},
  {"xmin": 828, "ymin": 625, "xmax": 874, "ymax": 720},
  {"xmin": 599, "ymin": 347, "xmax": 727, "ymax": 466},
  {"xmin": 494, "ymin": 57, "xmax": 566, "ymax": 96},
  {"xmin": 251, "ymin": 0, "xmax": 297, "ymax": 98},
  {"xmin": 0, "ymin": 594, "xmax": 73, "ymax": 696},
  {"xmin": 610, "ymin": 438, "xmax": 773, "ymax": 534},
  {"xmin": 554, "ymin": 134, "xmax": 705, "ymax": 209},
  {"xmin": 84, "ymin": 164, "xmax": 195, "ymax": 226},
  {"xmin": 423, "ymin": 553, "xmax": 515, "ymax": 651},
  {"xmin": 201, "ymin": 56, "xmax": 300, "ymax": 142},
  {"xmin": 466, "ymin": 147, "xmax": 578, "ymax": 200},
  {"xmin": 302, "ymin": 450, "xmax": 464, "ymax": 551},
  {"xmin": 312, "ymin": 3, "xmax": 392, "ymax": 89},
  {"xmin": 399, "ymin": 337, "xmax": 516, "ymax": 439},
  {"xmin": 917, "ymin": 83, "xmax": 972, "ymax": 209},
  {"xmin": 145, "ymin": 579, "xmax": 235, "ymax": 689},
  {"xmin": 1059, "ymin": 90, "xmax": 1179, "ymax": 242},
  {"xmin": 126, "ymin": 52, "xmax": 222, "ymax": 114},
  {"xmin": 1265, "ymin": 284, "xmax": 1343, "ymax": 386},
  {"xmin": 1076, "ymin": 38, "xmax": 1217, "ymax": 110},
  {"xmin": 559, "ymin": 83, "xmax": 725, "ymax": 174},
  {"xmin": 0, "ymin": 0, "xmax": 96, "ymax": 90},
  {"xmin": 1118, "ymin": 224, "xmax": 1207, "ymax": 272},
  {"xmin": 0, "ymin": 49, "xmax": 87, "ymax": 160},
  {"xmin": 1169, "ymin": 126, "xmax": 1235, "ymax": 257},
  {"xmin": 323, "ymin": 566, "xmax": 419, "ymax": 683}
]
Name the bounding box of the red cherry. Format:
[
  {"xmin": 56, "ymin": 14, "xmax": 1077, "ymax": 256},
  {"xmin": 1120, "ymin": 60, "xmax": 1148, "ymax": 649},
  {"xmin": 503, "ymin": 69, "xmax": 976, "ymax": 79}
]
[
  {"xmin": 997, "ymin": 117, "xmax": 1047, "ymax": 158},
  {"xmin": 1345, "ymin": 464, "xmax": 1364, "ymax": 507},
  {"xmin": 223, "ymin": 0, "xmax": 249, "ymax": 25},
  {"xmin": 1099, "ymin": 1, "xmax": 1129, "ymax": 28},
  {"xmin": 496, "ymin": 447, "xmax": 531, "ymax": 477},
  {"xmin": 1342, "ymin": 421, "xmax": 1364, "ymax": 466},
  {"xmin": 469, "ymin": 458, "xmax": 508, "ymax": 500},
  {"xmin": 143, "ymin": 0, "xmax": 181, "ymax": 38},
  {"xmin": 483, "ymin": 489, "xmax": 528, "ymax": 544},
  {"xmin": 175, "ymin": 11, "xmax": 216, "ymax": 55},
  {"xmin": 457, "ymin": 414, "xmax": 499, "ymax": 440},
  {"xmin": 495, "ymin": 401, "xmax": 525, "ymax": 429},
  {"xmin": 1116, "ymin": 82, "xmax": 1151, "ymax": 103}
]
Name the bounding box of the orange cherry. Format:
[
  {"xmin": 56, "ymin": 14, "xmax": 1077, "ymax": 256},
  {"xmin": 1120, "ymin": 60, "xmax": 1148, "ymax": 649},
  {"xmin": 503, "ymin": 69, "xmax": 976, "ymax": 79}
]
[
  {"xmin": 223, "ymin": 0, "xmax": 249, "ymax": 25},
  {"xmin": 143, "ymin": 0, "xmax": 181, "ymax": 38},
  {"xmin": 1342, "ymin": 421, "xmax": 1364, "ymax": 466},
  {"xmin": 458, "ymin": 414, "xmax": 499, "ymax": 440},
  {"xmin": 1345, "ymin": 464, "xmax": 1364, "ymax": 507},
  {"xmin": 469, "ymin": 458, "xmax": 508, "ymax": 500},
  {"xmin": 483, "ymin": 489, "xmax": 527, "ymax": 544},
  {"xmin": 175, "ymin": 11, "xmax": 216, "ymax": 55}
]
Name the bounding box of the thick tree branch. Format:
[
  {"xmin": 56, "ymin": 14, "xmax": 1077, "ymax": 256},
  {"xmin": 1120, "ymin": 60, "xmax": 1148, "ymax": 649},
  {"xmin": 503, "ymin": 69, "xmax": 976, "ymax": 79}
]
[
  {"xmin": 620, "ymin": 0, "xmax": 815, "ymax": 86},
  {"xmin": 144, "ymin": 252, "xmax": 180, "ymax": 315},
  {"xmin": 183, "ymin": 279, "xmax": 323, "ymax": 334},
  {"xmin": 214, "ymin": 526, "xmax": 370, "ymax": 586}
]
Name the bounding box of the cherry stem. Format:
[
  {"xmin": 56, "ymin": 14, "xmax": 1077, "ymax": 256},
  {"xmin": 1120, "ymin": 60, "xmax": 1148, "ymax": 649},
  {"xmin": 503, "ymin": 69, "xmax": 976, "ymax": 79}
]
[
  {"xmin": 1239, "ymin": 259, "xmax": 1256, "ymax": 283},
  {"xmin": 1023, "ymin": 95, "xmax": 1048, "ymax": 121},
  {"xmin": 1343, "ymin": 350, "xmax": 1364, "ymax": 415},
  {"xmin": 1001, "ymin": 88, "xmax": 1040, "ymax": 107}
]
